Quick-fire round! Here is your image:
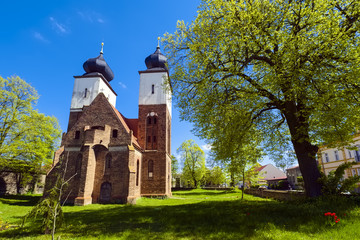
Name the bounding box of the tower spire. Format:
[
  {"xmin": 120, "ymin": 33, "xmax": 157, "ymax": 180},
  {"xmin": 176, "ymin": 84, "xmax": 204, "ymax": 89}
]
[
  {"xmin": 100, "ymin": 42, "xmax": 104, "ymax": 54},
  {"xmin": 157, "ymin": 37, "xmax": 160, "ymax": 48}
]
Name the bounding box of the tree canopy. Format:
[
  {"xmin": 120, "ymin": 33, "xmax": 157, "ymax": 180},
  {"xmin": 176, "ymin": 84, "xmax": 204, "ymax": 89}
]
[
  {"xmin": 164, "ymin": 0, "xmax": 360, "ymax": 196},
  {"xmin": 178, "ymin": 139, "xmax": 206, "ymax": 188},
  {"xmin": 0, "ymin": 76, "xmax": 61, "ymax": 180}
]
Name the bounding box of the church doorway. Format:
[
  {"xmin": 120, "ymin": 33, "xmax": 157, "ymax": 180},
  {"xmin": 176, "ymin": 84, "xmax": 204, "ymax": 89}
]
[
  {"xmin": 99, "ymin": 182, "xmax": 111, "ymax": 203},
  {"xmin": 0, "ymin": 177, "xmax": 6, "ymax": 195}
]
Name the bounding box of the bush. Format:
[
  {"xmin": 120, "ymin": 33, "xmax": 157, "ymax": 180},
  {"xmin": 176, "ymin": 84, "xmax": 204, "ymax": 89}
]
[
  {"xmin": 278, "ymin": 180, "xmax": 290, "ymax": 190},
  {"xmin": 318, "ymin": 162, "xmax": 360, "ymax": 195}
]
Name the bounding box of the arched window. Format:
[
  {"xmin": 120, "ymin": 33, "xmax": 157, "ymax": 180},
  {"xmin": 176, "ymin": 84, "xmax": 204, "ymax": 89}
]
[
  {"xmin": 148, "ymin": 160, "xmax": 153, "ymax": 179},
  {"xmin": 100, "ymin": 182, "xmax": 111, "ymax": 203},
  {"xmin": 75, "ymin": 130, "xmax": 80, "ymax": 139},
  {"xmin": 75, "ymin": 153, "xmax": 82, "ymax": 179},
  {"xmin": 136, "ymin": 160, "xmax": 140, "ymax": 186},
  {"xmin": 84, "ymin": 88, "xmax": 88, "ymax": 98},
  {"xmin": 146, "ymin": 114, "xmax": 158, "ymax": 150},
  {"xmin": 105, "ymin": 153, "xmax": 112, "ymax": 174},
  {"xmin": 112, "ymin": 129, "xmax": 118, "ymax": 138}
]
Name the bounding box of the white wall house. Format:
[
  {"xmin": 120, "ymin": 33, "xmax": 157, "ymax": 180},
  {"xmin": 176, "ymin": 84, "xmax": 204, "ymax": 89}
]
[{"xmin": 318, "ymin": 134, "xmax": 360, "ymax": 192}]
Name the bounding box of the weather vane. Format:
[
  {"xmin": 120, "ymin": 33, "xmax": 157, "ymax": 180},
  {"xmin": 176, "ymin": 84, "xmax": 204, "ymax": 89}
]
[{"xmin": 100, "ymin": 42, "xmax": 104, "ymax": 54}]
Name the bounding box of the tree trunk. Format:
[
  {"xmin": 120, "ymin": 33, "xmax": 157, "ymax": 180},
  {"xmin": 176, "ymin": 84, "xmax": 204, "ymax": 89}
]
[
  {"xmin": 241, "ymin": 168, "xmax": 245, "ymax": 200},
  {"xmin": 284, "ymin": 104, "xmax": 322, "ymax": 197},
  {"xmin": 230, "ymin": 172, "xmax": 235, "ymax": 187},
  {"xmin": 291, "ymin": 139, "xmax": 322, "ymax": 197}
]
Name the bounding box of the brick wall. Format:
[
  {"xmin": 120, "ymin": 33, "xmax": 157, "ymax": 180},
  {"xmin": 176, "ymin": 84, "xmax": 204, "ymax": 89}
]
[{"xmin": 245, "ymin": 188, "xmax": 305, "ymax": 201}]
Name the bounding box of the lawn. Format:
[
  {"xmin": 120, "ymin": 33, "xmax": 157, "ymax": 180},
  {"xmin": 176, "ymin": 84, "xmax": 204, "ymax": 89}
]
[{"xmin": 0, "ymin": 189, "xmax": 360, "ymax": 239}]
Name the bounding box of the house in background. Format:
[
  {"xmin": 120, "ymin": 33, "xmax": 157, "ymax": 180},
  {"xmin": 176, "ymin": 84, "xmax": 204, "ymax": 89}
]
[
  {"xmin": 318, "ymin": 136, "xmax": 360, "ymax": 192},
  {"xmin": 256, "ymin": 164, "xmax": 287, "ymax": 188},
  {"xmin": 286, "ymin": 165, "xmax": 302, "ymax": 189}
]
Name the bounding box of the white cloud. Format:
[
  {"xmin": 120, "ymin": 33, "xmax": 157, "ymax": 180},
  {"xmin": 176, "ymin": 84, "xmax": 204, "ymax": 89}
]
[
  {"xmin": 49, "ymin": 17, "xmax": 68, "ymax": 34},
  {"xmin": 201, "ymin": 144, "xmax": 212, "ymax": 151},
  {"xmin": 33, "ymin": 32, "xmax": 49, "ymax": 43},
  {"xmin": 118, "ymin": 82, "xmax": 127, "ymax": 89},
  {"xmin": 77, "ymin": 10, "xmax": 105, "ymax": 24}
]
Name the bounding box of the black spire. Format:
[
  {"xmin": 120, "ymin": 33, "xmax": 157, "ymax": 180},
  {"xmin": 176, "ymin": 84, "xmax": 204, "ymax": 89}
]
[
  {"xmin": 145, "ymin": 45, "xmax": 168, "ymax": 71},
  {"xmin": 83, "ymin": 43, "xmax": 114, "ymax": 82}
]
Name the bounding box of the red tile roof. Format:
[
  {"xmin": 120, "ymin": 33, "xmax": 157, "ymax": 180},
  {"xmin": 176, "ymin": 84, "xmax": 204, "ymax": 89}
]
[
  {"xmin": 286, "ymin": 165, "xmax": 299, "ymax": 170},
  {"xmin": 256, "ymin": 164, "xmax": 268, "ymax": 172},
  {"xmin": 122, "ymin": 115, "xmax": 139, "ymax": 138},
  {"xmin": 266, "ymin": 177, "xmax": 288, "ymax": 181},
  {"xmin": 110, "ymin": 104, "xmax": 142, "ymax": 150}
]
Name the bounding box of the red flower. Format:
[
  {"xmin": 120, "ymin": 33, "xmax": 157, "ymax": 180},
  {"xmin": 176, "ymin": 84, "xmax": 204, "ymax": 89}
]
[
  {"xmin": 246, "ymin": 212, "xmax": 250, "ymax": 216},
  {"xmin": 331, "ymin": 213, "xmax": 336, "ymax": 217}
]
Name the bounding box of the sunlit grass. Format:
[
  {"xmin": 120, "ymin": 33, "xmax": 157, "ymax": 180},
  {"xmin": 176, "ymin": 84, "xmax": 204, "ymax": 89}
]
[{"xmin": 0, "ymin": 189, "xmax": 359, "ymax": 239}]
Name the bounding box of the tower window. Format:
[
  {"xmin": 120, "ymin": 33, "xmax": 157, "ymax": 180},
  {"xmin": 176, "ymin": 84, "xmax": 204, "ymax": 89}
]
[
  {"xmin": 105, "ymin": 153, "xmax": 112, "ymax": 174},
  {"xmin": 75, "ymin": 131, "xmax": 80, "ymax": 139},
  {"xmin": 146, "ymin": 115, "xmax": 158, "ymax": 150},
  {"xmin": 112, "ymin": 129, "xmax": 118, "ymax": 138},
  {"xmin": 152, "ymin": 84, "xmax": 154, "ymax": 94},
  {"xmin": 136, "ymin": 160, "xmax": 140, "ymax": 186},
  {"xmin": 148, "ymin": 160, "xmax": 153, "ymax": 178},
  {"xmin": 84, "ymin": 88, "xmax": 88, "ymax": 98},
  {"xmin": 75, "ymin": 154, "xmax": 82, "ymax": 178}
]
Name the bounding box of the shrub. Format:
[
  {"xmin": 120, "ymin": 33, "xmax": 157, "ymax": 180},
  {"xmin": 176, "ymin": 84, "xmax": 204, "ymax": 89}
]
[{"xmin": 318, "ymin": 162, "xmax": 360, "ymax": 195}]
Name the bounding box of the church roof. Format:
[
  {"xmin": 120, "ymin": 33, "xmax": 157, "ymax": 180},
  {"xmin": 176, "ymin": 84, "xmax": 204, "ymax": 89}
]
[
  {"xmin": 122, "ymin": 116, "xmax": 139, "ymax": 138},
  {"xmin": 145, "ymin": 46, "xmax": 168, "ymax": 71},
  {"xmin": 109, "ymin": 104, "xmax": 141, "ymax": 149},
  {"xmin": 83, "ymin": 44, "xmax": 114, "ymax": 82}
]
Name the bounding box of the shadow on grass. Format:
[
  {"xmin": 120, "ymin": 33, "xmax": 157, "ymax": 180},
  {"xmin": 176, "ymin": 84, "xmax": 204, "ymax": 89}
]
[
  {"xmin": 1, "ymin": 194, "xmax": 359, "ymax": 239},
  {"xmin": 0, "ymin": 195, "xmax": 41, "ymax": 206},
  {"xmin": 173, "ymin": 190, "xmax": 229, "ymax": 196}
]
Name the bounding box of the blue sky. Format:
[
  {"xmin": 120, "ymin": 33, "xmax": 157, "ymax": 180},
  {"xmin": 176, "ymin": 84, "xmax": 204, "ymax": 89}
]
[{"xmin": 0, "ymin": 0, "xmax": 273, "ymax": 167}]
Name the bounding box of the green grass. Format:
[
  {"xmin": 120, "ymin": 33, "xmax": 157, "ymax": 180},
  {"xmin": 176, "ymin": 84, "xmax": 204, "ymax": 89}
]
[{"xmin": 0, "ymin": 189, "xmax": 360, "ymax": 239}]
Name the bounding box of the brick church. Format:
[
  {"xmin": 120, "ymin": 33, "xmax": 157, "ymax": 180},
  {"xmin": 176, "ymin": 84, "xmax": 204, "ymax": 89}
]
[{"xmin": 45, "ymin": 43, "xmax": 172, "ymax": 205}]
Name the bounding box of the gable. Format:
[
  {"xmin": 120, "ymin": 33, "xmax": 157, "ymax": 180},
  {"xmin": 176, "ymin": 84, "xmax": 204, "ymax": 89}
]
[
  {"xmin": 64, "ymin": 93, "xmax": 131, "ymax": 143},
  {"xmin": 261, "ymin": 164, "xmax": 286, "ymax": 180}
]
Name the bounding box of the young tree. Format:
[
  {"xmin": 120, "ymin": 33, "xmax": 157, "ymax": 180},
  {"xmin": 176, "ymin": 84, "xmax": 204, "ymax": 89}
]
[
  {"xmin": 209, "ymin": 166, "xmax": 225, "ymax": 187},
  {"xmin": 0, "ymin": 76, "xmax": 61, "ymax": 193},
  {"xmin": 164, "ymin": 0, "xmax": 360, "ymax": 197},
  {"xmin": 171, "ymin": 155, "xmax": 179, "ymax": 186},
  {"xmin": 23, "ymin": 154, "xmax": 76, "ymax": 239},
  {"xmin": 178, "ymin": 140, "xmax": 206, "ymax": 188}
]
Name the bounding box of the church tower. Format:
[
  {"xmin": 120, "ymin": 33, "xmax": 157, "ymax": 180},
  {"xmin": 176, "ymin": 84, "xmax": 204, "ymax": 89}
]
[
  {"xmin": 67, "ymin": 43, "xmax": 117, "ymax": 131},
  {"xmin": 138, "ymin": 42, "xmax": 172, "ymax": 196}
]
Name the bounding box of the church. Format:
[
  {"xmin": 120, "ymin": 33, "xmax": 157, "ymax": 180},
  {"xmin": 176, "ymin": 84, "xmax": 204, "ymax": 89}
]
[{"xmin": 45, "ymin": 42, "xmax": 172, "ymax": 205}]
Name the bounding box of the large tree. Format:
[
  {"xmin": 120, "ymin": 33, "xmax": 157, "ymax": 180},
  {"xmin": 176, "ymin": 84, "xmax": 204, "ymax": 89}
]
[
  {"xmin": 164, "ymin": 0, "xmax": 360, "ymax": 197},
  {"xmin": 178, "ymin": 139, "xmax": 206, "ymax": 188},
  {"xmin": 0, "ymin": 76, "xmax": 61, "ymax": 192}
]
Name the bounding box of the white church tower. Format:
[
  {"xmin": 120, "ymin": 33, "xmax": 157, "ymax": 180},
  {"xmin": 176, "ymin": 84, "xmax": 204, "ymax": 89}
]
[
  {"xmin": 137, "ymin": 39, "xmax": 172, "ymax": 196},
  {"xmin": 138, "ymin": 41, "xmax": 171, "ymax": 117},
  {"xmin": 68, "ymin": 43, "xmax": 117, "ymax": 131}
]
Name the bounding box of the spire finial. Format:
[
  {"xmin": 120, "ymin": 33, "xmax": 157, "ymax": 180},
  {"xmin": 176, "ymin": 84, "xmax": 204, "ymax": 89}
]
[
  {"xmin": 157, "ymin": 37, "xmax": 160, "ymax": 48},
  {"xmin": 100, "ymin": 42, "xmax": 104, "ymax": 54}
]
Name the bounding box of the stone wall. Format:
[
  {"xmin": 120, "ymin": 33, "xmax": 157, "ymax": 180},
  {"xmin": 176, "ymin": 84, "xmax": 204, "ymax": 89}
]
[
  {"xmin": 245, "ymin": 188, "xmax": 305, "ymax": 201},
  {"xmin": 0, "ymin": 171, "xmax": 46, "ymax": 195}
]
